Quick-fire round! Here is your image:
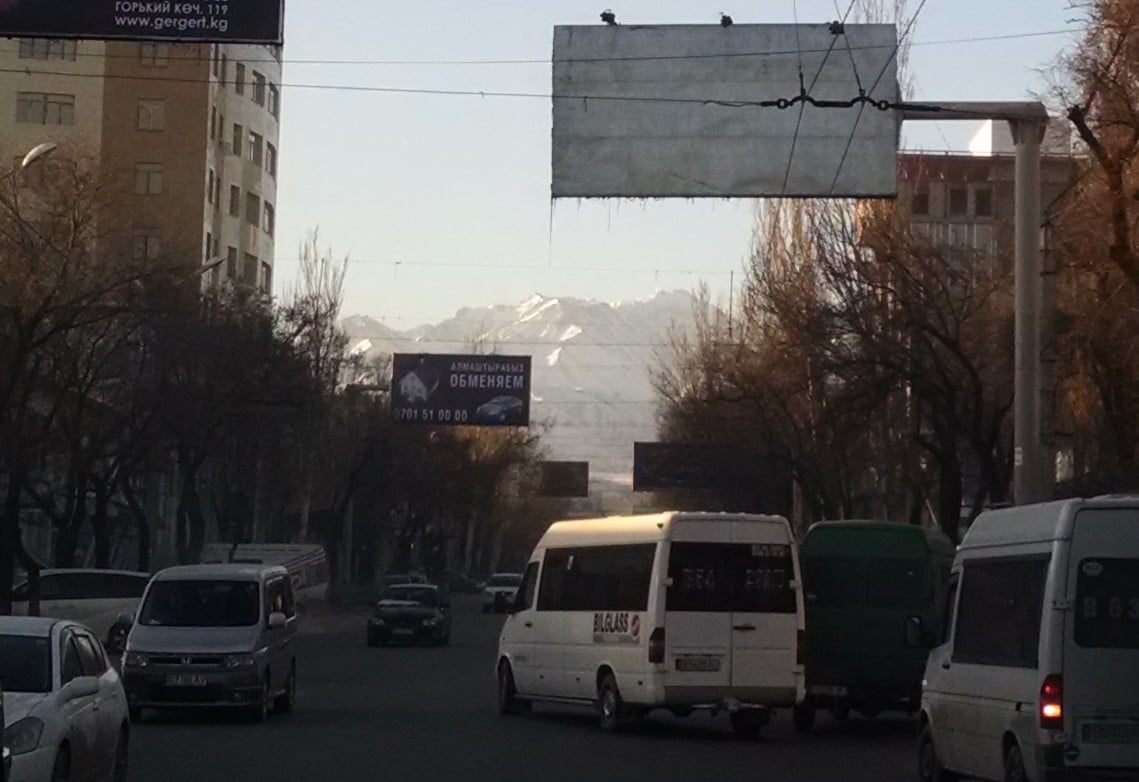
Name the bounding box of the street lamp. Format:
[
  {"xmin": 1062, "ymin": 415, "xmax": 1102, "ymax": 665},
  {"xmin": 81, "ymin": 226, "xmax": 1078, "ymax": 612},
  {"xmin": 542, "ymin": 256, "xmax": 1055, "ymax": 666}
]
[{"xmin": 20, "ymin": 142, "xmax": 57, "ymax": 171}]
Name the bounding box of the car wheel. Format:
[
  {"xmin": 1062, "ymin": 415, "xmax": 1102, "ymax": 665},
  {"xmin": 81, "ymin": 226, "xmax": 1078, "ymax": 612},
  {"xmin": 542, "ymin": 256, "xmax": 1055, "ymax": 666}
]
[
  {"xmin": 918, "ymin": 723, "xmax": 959, "ymax": 782},
  {"xmin": 51, "ymin": 745, "xmax": 70, "ymax": 782},
  {"xmin": 793, "ymin": 700, "xmax": 816, "ymax": 733},
  {"xmin": 497, "ymin": 661, "xmax": 525, "ymax": 715},
  {"xmin": 730, "ymin": 709, "xmax": 765, "ymax": 739},
  {"xmin": 1004, "ymin": 743, "xmax": 1027, "ymax": 782},
  {"xmin": 250, "ymin": 675, "xmax": 271, "ymax": 723},
  {"xmin": 597, "ymin": 673, "xmax": 628, "ymax": 732},
  {"xmin": 274, "ymin": 663, "xmax": 296, "ymax": 713},
  {"xmin": 110, "ymin": 727, "xmax": 129, "ymax": 782}
]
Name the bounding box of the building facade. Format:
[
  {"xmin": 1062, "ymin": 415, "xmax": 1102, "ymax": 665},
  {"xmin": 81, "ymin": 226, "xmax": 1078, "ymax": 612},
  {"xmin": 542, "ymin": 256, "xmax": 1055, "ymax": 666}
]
[{"xmin": 1, "ymin": 37, "xmax": 281, "ymax": 292}]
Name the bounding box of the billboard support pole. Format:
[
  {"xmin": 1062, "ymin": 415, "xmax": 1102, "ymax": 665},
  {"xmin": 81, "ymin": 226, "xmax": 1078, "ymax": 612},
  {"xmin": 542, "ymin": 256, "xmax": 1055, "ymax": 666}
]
[{"xmin": 901, "ymin": 102, "xmax": 1050, "ymax": 508}]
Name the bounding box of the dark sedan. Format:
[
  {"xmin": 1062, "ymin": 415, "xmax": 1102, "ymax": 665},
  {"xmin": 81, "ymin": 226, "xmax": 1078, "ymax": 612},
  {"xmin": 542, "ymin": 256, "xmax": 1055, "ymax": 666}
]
[
  {"xmin": 366, "ymin": 585, "xmax": 451, "ymax": 647},
  {"xmin": 474, "ymin": 395, "xmax": 525, "ymax": 425}
]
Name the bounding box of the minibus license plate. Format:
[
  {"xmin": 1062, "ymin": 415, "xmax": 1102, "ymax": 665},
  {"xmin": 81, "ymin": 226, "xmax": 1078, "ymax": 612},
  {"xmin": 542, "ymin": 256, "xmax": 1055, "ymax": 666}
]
[
  {"xmin": 165, "ymin": 674, "xmax": 207, "ymax": 687},
  {"xmin": 1082, "ymin": 722, "xmax": 1139, "ymax": 744},
  {"xmin": 808, "ymin": 685, "xmax": 848, "ymax": 698},
  {"xmin": 676, "ymin": 657, "xmax": 720, "ymax": 672},
  {"xmin": 393, "ymin": 628, "xmax": 414, "ymax": 637}
]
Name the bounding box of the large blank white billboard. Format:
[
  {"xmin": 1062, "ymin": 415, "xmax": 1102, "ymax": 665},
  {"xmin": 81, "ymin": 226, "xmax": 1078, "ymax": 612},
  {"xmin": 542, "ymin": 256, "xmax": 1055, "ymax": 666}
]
[{"xmin": 552, "ymin": 24, "xmax": 899, "ymax": 199}]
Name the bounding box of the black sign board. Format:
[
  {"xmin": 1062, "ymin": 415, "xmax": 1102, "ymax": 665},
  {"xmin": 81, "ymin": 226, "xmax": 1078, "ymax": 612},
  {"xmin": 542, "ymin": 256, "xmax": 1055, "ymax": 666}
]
[
  {"xmin": 391, "ymin": 353, "xmax": 531, "ymax": 427},
  {"xmin": 539, "ymin": 461, "xmax": 589, "ymax": 498},
  {"xmin": 0, "ymin": 1, "xmax": 284, "ymax": 44}
]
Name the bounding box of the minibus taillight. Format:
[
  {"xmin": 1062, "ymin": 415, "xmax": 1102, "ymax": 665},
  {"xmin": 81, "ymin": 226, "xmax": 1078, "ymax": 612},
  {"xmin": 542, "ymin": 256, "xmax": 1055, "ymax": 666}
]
[
  {"xmin": 1040, "ymin": 674, "xmax": 1063, "ymax": 729},
  {"xmin": 648, "ymin": 627, "xmax": 666, "ymax": 664},
  {"xmin": 797, "ymin": 629, "xmax": 806, "ymax": 666}
]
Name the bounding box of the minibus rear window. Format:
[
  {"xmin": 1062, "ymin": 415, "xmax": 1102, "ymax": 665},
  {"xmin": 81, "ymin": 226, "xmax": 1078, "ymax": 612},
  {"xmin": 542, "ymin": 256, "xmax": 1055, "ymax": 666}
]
[
  {"xmin": 667, "ymin": 542, "xmax": 797, "ymax": 613},
  {"xmin": 801, "ymin": 557, "xmax": 861, "ymax": 609},
  {"xmin": 865, "ymin": 558, "xmax": 927, "ymax": 610},
  {"xmin": 1074, "ymin": 558, "xmax": 1139, "ymax": 649}
]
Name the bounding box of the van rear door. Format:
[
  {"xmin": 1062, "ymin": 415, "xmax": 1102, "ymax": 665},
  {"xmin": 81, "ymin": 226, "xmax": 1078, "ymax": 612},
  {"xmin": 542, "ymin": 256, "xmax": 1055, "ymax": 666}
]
[
  {"xmin": 664, "ymin": 521, "xmax": 733, "ymax": 693},
  {"xmin": 728, "ymin": 519, "xmax": 800, "ymax": 703},
  {"xmin": 1065, "ymin": 507, "xmax": 1139, "ymax": 771}
]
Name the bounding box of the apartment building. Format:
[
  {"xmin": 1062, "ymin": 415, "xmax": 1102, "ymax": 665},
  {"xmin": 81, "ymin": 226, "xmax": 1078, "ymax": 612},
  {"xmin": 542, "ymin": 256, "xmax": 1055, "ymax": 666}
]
[
  {"xmin": 897, "ymin": 120, "xmax": 1080, "ymax": 269},
  {"xmin": 1, "ymin": 37, "xmax": 281, "ymax": 292}
]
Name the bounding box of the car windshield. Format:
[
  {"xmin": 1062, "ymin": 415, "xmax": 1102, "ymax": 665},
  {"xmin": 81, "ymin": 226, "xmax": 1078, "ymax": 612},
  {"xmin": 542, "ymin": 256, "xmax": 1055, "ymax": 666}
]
[
  {"xmin": 0, "ymin": 635, "xmax": 52, "ymax": 693},
  {"xmin": 488, "ymin": 575, "xmax": 521, "ymax": 587},
  {"xmin": 138, "ymin": 580, "xmax": 260, "ymax": 627},
  {"xmin": 381, "ymin": 587, "xmax": 439, "ymax": 607}
]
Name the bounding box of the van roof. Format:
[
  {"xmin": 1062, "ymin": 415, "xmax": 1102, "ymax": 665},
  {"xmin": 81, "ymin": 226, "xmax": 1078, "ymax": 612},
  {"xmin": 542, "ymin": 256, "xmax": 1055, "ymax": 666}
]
[
  {"xmin": 801, "ymin": 520, "xmax": 955, "ymax": 557},
  {"xmin": 961, "ymin": 496, "xmax": 1139, "ymax": 550},
  {"xmin": 540, "ymin": 511, "xmax": 791, "ymax": 548},
  {"xmin": 152, "ymin": 563, "xmax": 288, "ymax": 581}
]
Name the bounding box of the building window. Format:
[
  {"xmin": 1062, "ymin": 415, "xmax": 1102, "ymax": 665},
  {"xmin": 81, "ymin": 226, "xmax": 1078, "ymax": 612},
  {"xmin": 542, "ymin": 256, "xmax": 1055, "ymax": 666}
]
[
  {"xmin": 229, "ymin": 185, "xmax": 241, "ymax": 217},
  {"xmin": 217, "ymin": 112, "xmax": 225, "ymax": 142},
  {"xmin": 207, "ymin": 169, "xmax": 216, "ymax": 203},
  {"xmin": 263, "ymin": 202, "xmax": 275, "ymax": 236},
  {"xmin": 948, "ymin": 186, "xmax": 968, "ymax": 217},
  {"xmin": 974, "ymin": 186, "xmax": 993, "ymax": 218},
  {"xmin": 234, "ymin": 63, "xmax": 246, "ymax": 95},
  {"xmin": 212, "ymin": 45, "xmax": 221, "ymax": 77},
  {"xmin": 134, "ymin": 162, "xmax": 163, "ymax": 195},
  {"xmin": 220, "ymin": 53, "xmax": 228, "ymax": 84},
  {"xmin": 232, "ymin": 123, "xmax": 243, "ymax": 156},
  {"xmin": 205, "ymin": 232, "xmax": 212, "ymax": 260},
  {"xmin": 912, "ymin": 188, "xmax": 930, "ymax": 216},
  {"xmin": 209, "ymin": 106, "xmax": 217, "ymax": 139},
  {"xmin": 139, "ymin": 42, "xmax": 170, "ymax": 67},
  {"xmin": 252, "ymin": 71, "xmax": 267, "ymax": 106},
  {"xmin": 245, "ymin": 193, "xmax": 261, "ymax": 226},
  {"xmin": 226, "ymin": 246, "xmax": 238, "ymax": 279},
  {"xmin": 243, "ymin": 252, "xmax": 258, "ymax": 282},
  {"xmin": 137, "ymin": 99, "xmax": 166, "ymax": 131},
  {"xmin": 265, "ymin": 143, "xmax": 278, "ymax": 177},
  {"xmin": 248, "ymin": 131, "xmax": 263, "ymax": 166},
  {"xmin": 19, "ymin": 39, "xmax": 77, "ymax": 61},
  {"xmin": 17, "ymin": 92, "xmax": 75, "ymax": 125},
  {"xmin": 260, "ymin": 261, "xmax": 272, "ymax": 292},
  {"xmin": 132, "ymin": 230, "xmax": 161, "ymax": 262},
  {"xmin": 268, "ymin": 85, "xmax": 280, "ymax": 119}
]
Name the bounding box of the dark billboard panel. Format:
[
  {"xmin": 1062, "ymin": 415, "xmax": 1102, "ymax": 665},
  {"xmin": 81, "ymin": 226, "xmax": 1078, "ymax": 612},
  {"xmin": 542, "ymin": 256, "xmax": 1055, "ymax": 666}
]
[
  {"xmin": 539, "ymin": 461, "xmax": 589, "ymax": 498},
  {"xmin": 0, "ymin": 1, "xmax": 284, "ymax": 44},
  {"xmin": 391, "ymin": 353, "xmax": 531, "ymax": 428}
]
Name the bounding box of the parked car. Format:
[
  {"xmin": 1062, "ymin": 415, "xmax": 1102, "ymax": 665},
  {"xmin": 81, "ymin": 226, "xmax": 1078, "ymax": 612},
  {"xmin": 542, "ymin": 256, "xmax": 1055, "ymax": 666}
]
[
  {"xmin": 481, "ymin": 573, "xmax": 523, "ymax": 613},
  {"xmin": 793, "ymin": 521, "xmax": 954, "ymax": 731},
  {"xmin": 919, "ymin": 497, "xmax": 1139, "ymax": 782},
  {"xmin": 10, "ymin": 569, "xmax": 151, "ymax": 653},
  {"xmin": 1, "ymin": 617, "xmax": 130, "ymax": 782},
  {"xmin": 474, "ymin": 395, "xmax": 525, "ymax": 425},
  {"xmin": 120, "ymin": 564, "xmax": 298, "ymax": 723},
  {"xmin": 367, "ymin": 584, "xmax": 451, "ymax": 646},
  {"xmin": 382, "ymin": 572, "xmax": 428, "ymax": 588}
]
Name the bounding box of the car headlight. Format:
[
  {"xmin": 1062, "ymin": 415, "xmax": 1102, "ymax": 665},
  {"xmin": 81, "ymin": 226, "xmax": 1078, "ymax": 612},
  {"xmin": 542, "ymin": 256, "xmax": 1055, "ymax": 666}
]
[
  {"xmin": 224, "ymin": 654, "xmax": 257, "ymax": 668},
  {"xmin": 5, "ymin": 716, "xmax": 44, "ymax": 756},
  {"xmin": 124, "ymin": 651, "xmax": 149, "ymax": 668},
  {"xmin": 422, "ymin": 617, "xmax": 440, "ymax": 627}
]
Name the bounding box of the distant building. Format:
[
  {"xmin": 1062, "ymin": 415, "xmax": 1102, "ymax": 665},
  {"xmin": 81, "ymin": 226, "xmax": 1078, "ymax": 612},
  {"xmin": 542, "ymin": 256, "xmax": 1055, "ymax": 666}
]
[
  {"xmin": 896, "ymin": 120, "xmax": 1080, "ymax": 269},
  {"xmin": 0, "ymin": 38, "xmax": 282, "ymax": 292}
]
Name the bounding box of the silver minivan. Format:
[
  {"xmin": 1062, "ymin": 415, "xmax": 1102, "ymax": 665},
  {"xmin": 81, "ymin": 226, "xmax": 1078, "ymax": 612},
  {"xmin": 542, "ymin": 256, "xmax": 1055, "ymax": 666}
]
[
  {"xmin": 919, "ymin": 497, "xmax": 1139, "ymax": 782},
  {"xmin": 120, "ymin": 564, "xmax": 298, "ymax": 722}
]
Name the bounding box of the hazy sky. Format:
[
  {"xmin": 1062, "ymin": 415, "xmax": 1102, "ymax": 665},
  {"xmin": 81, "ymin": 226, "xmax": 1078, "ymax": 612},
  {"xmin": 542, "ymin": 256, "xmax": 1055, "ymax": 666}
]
[{"xmin": 274, "ymin": 0, "xmax": 1077, "ymax": 325}]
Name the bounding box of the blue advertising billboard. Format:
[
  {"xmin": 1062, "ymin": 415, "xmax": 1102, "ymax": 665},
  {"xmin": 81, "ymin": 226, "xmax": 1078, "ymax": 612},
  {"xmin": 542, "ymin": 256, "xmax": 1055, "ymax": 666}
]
[
  {"xmin": 0, "ymin": 1, "xmax": 284, "ymax": 44},
  {"xmin": 391, "ymin": 353, "xmax": 532, "ymax": 428}
]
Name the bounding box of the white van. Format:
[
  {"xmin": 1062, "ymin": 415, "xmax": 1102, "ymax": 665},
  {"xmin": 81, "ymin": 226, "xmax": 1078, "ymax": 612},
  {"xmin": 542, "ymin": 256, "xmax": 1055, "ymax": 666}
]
[
  {"xmin": 495, "ymin": 511, "xmax": 805, "ymax": 737},
  {"xmin": 919, "ymin": 497, "xmax": 1139, "ymax": 782}
]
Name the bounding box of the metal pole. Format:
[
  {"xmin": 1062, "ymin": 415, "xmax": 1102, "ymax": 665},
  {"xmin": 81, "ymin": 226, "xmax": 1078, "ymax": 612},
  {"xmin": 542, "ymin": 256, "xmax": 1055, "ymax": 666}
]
[{"xmin": 1011, "ymin": 118, "xmax": 1045, "ymax": 504}]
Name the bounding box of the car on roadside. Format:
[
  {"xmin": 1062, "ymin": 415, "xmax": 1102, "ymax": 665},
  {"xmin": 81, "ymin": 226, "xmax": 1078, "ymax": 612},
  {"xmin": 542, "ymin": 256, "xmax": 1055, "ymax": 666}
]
[
  {"xmin": 10, "ymin": 569, "xmax": 151, "ymax": 654},
  {"xmin": 1, "ymin": 617, "xmax": 130, "ymax": 782},
  {"xmin": 481, "ymin": 573, "xmax": 522, "ymax": 613},
  {"xmin": 120, "ymin": 563, "xmax": 298, "ymax": 723},
  {"xmin": 367, "ymin": 584, "xmax": 451, "ymax": 647},
  {"xmin": 382, "ymin": 572, "xmax": 429, "ymax": 588}
]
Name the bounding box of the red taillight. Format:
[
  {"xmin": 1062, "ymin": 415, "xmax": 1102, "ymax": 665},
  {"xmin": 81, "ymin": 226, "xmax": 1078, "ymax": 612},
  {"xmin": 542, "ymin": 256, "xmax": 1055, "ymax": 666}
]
[
  {"xmin": 1040, "ymin": 674, "xmax": 1063, "ymax": 729},
  {"xmin": 648, "ymin": 627, "xmax": 665, "ymax": 664},
  {"xmin": 797, "ymin": 629, "xmax": 806, "ymax": 666}
]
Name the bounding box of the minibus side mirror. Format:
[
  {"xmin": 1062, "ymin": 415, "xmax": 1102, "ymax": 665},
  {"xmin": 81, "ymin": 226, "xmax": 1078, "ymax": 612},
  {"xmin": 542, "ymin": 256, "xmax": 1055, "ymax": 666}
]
[{"xmin": 904, "ymin": 615, "xmax": 924, "ymax": 648}]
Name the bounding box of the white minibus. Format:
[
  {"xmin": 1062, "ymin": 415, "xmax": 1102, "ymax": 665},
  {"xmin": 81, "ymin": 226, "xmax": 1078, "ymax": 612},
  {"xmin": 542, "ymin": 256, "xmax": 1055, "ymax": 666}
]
[{"xmin": 496, "ymin": 511, "xmax": 805, "ymax": 737}]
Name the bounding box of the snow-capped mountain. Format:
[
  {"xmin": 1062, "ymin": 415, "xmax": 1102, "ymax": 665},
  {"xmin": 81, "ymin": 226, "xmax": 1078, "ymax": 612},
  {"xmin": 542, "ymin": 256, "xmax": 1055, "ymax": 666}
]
[{"xmin": 342, "ymin": 291, "xmax": 698, "ymax": 508}]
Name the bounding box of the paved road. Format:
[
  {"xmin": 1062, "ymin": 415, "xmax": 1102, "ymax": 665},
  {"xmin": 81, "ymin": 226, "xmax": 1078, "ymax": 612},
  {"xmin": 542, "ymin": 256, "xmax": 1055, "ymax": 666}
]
[{"xmin": 129, "ymin": 598, "xmax": 918, "ymax": 782}]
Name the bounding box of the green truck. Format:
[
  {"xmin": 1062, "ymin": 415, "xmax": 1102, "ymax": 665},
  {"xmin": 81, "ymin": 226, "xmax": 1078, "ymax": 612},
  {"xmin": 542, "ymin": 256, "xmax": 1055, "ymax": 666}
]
[{"xmin": 795, "ymin": 520, "xmax": 954, "ymax": 731}]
